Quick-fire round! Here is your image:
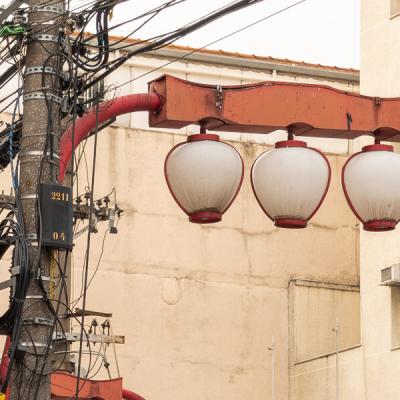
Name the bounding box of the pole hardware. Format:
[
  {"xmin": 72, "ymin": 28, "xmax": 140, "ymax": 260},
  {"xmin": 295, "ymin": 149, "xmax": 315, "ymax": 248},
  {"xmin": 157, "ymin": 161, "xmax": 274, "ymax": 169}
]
[
  {"xmin": 19, "ymin": 150, "xmax": 60, "ymax": 160},
  {"xmin": 30, "ymin": 34, "xmax": 59, "ymax": 43},
  {"xmin": 23, "ymin": 92, "xmax": 63, "ymax": 104},
  {"xmin": 24, "ymin": 233, "xmax": 37, "ymax": 241},
  {"xmin": 23, "ymin": 317, "xmax": 54, "ymax": 327},
  {"xmin": 25, "ymin": 66, "xmax": 67, "ymax": 81},
  {"xmin": 31, "ymin": 5, "xmax": 63, "ymax": 14}
]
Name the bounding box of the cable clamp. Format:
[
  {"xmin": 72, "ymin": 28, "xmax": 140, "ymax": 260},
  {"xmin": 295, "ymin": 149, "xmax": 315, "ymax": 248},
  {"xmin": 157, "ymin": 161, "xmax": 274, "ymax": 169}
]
[
  {"xmin": 24, "ymin": 233, "xmax": 38, "ymax": 241},
  {"xmin": 24, "ymin": 66, "xmax": 63, "ymax": 78},
  {"xmin": 24, "ymin": 92, "xmax": 62, "ymax": 104},
  {"xmin": 36, "ymin": 275, "xmax": 51, "ymax": 282},
  {"xmin": 21, "ymin": 131, "xmax": 57, "ymax": 139},
  {"xmin": 31, "ymin": 34, "xmax": 59, "ymax": 43},
  {"xmin": 25, "ymin": 294, "xmax": 43, "ymax": 299},
  {"xmin": 20, "ymin": 194, "xmax": 38, "ymax": 200},
  {"xmin": 31, "ymin": 5, "xmax": 63, "ymax": 14},
  {"xmin": 23, "ymin": 317, "xmax": 54, "ymax": 327},
  {"xmin": 19, "ymin": 150, "xmax": 60, "ymax": 160}
]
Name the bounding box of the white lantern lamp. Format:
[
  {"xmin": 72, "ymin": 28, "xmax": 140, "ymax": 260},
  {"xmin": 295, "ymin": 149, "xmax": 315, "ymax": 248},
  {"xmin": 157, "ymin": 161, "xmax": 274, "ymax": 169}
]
[
  {"xmin": 342, "ymin": 142, "xmax": 400, "ymax": 231},
  {"xmin": 251, "ymin": 138, "xmax": 331, "ymax": 228},
  {"xmin": 164, "ymin": 133, "xmax": 244, "ymax": 223}
]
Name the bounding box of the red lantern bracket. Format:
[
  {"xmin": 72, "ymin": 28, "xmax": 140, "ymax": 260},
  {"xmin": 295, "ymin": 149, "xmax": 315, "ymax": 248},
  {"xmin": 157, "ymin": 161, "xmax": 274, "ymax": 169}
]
[{"xmin": 148, "ymin": 75, "xmax": 400, "ymax": 142}]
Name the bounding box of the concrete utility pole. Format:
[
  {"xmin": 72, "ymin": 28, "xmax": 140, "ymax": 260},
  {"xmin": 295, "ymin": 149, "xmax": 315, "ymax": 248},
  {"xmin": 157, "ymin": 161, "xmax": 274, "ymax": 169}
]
[{"xmin": 11, "ymin": 0, "xmax": 65, "ymax": 398}]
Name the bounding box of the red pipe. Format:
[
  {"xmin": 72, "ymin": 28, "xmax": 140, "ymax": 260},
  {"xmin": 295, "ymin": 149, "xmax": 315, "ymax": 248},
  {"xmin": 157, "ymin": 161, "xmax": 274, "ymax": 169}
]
[
  {"xmin": 122, "ymin": 388, "xmax": 145, "ymax": 400},
  {"xmin": 59, "ymin": 93, "xmax": 162, "ymax": 183}
]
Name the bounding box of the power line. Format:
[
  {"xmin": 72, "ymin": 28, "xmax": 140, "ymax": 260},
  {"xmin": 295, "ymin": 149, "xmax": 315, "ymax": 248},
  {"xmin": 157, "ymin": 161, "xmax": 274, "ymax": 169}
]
[{"xmin": 112, "ymin": 0, "xmax": 308, "ymax": 91}]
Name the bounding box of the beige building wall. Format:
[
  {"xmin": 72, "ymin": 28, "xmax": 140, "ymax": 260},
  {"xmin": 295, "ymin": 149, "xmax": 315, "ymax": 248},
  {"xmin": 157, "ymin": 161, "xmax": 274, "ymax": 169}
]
[
  {"xmin": 0, "ymin": 42, "xmax": 362, "ymax": 399},
  {"xmin": 293, "ymin": 1, "xmax": 400, "ymax": 399},
  {"xmin": 65, "ymin": 47, "xmax": 362, "ymax": 400}
]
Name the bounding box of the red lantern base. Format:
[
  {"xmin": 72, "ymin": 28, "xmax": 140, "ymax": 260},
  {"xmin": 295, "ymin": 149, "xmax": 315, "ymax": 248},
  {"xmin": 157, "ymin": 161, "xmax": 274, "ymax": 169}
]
[
  {"xmin": 275, "ymin": 218, "xmax": 307, "ymax": 229},
  {"xmin": 189, "ymin": 211, "xmax": 222, "ymax": 224},
  {"xmin": 363, "ymin": 220, "xmax": 396, "ymax": 231}
]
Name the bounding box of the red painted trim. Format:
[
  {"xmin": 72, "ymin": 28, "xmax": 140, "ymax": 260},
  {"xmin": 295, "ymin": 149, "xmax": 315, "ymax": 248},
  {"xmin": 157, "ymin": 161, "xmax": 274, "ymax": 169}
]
[
  {"xmin": 364, "ymin": 220, "xmax": 396, "ymax": 231},
  {"xmin": 164, "ymin": 134, "xmax": 244, "ymax": 224},
  {"xmin": 188, "ymin": 133, "xmax": 220, "ymax": 142},
  {"xmin": 250, "ymin": 141, "xmax": 331, "ymax": 228},
  {"xmin": 275, "ymin": 218, "xmax": 307, "ymax": 229},
  {"xmin": 123, "ymin": 388, "xmax": 146, "ymax": 400},
  {"xmin": 341, "ymin": 145, "xmax": 400, "ymax": 231},
  {"xmin": 362, "ymin": 144, "xmax": 393, "ymax": 153},
  {"xmin": 189, "ymin": 211, "xmax": 222, "ymax": 223},
  {"xmin": 275, "ymin": 140, "xmax": 307, "ymax": 148},
  {"xmin": 59, "ymin": 93, "xmax": 162, "ymax": 183}
]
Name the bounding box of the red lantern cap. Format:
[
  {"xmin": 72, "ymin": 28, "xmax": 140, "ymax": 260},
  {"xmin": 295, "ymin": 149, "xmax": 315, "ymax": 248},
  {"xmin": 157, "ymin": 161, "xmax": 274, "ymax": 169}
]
[
  {"xmin": 362, "ymin": 144, "xmax": 393, "ymax": 153},
  {"xmin": 275, "ymin": 140, "xmax": 307, "ymax": 149},
  {"xmin": 187, "ymin": 134, "xmax": 220, "ymax": 142}
]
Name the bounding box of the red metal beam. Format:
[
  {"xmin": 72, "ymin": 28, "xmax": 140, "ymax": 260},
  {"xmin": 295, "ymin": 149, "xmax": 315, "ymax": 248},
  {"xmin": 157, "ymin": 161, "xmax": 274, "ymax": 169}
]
[{"xmin": 148, "ymin": 75, "xmax": 400, "ymax": 142}]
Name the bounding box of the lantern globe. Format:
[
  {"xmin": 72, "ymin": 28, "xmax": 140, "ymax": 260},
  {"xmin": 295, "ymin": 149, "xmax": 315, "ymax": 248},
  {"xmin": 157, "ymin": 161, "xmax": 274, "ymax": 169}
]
[
  {"xmin": 164, "ymin": 134, "xmax": 244, "ymax": 224},
  {"xmin": 342, "ymin": 144, "xmax": 400, "ymax": 231},
  {"xmin": 251, "ymin": 140, "xmax": 331, "ymax": 229}
]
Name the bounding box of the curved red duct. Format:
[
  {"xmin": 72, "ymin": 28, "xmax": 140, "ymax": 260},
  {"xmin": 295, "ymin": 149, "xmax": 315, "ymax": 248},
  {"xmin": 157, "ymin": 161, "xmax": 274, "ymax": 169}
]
[
  {"xmin": 123, "ymin": 388, "xmax": 145, "ymax": 400},
  {"xmin": 59, "ymin": 93, "xmax": 162, "ymax": 183}
]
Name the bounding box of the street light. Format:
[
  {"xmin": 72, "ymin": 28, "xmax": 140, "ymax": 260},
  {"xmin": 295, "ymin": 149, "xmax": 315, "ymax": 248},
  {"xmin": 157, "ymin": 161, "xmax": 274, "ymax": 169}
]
[
  {"xmin": 251, "ymin": 139, "xmax": 331, "ymax": 228},
  {"xmin": 164, "ymin": 133, "xmax": 244, "ymax": 223},
  {"xmin": 342, "ymin": 143, "xmax": 400, "ymax": 231}
]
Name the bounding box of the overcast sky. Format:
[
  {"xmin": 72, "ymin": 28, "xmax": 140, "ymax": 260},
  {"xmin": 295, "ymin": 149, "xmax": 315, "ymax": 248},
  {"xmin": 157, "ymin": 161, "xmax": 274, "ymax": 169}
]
[
  {"xmin": 0, "ymin": 0, "xmax": 360, "ymax": 68},
  {"xmin": 106, "ymin": 0, "xmax": 360, "ymax": 69}
]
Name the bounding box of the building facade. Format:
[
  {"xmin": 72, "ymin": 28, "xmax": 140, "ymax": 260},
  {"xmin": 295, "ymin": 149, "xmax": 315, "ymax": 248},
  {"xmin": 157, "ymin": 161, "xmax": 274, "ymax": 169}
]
[
  {"xmin": 63, "ymin": 41, "xmax": 362, "ymax": 400},
  {"xmin": 0, "ymin": 30, "xmax": 369, "ymax": 400}
]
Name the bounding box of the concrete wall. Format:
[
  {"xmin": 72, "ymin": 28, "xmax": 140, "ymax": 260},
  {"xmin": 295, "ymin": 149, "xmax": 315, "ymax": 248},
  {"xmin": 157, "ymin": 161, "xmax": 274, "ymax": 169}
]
[
  {"xmin": 69, "ymin": 126, "xmax": 359, "ymax": 400},
  {"xmin": 0, "ymin": 46, "xmax": 361, "ymax": 399},
  {"xmin": 69, "ymin": 42, "xmax": 362, "ymax": 397},
  {"xmin": 289, "ymin": 2, "xmax": 400, "ymax": 400}
]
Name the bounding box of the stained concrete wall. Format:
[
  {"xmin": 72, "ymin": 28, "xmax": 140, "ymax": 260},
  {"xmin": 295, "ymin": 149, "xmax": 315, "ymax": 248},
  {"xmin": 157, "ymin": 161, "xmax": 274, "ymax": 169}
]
[
  {"xmin": 0, "ymin": 47, "xmax": 361, "ymax": 399},
  {"xmin": 69, "ymin": 93, "xmax": 360, "ymax": 399},
  {"xmin": 287, "ymin": 1, "xmax": 400, "ymax": 399}
]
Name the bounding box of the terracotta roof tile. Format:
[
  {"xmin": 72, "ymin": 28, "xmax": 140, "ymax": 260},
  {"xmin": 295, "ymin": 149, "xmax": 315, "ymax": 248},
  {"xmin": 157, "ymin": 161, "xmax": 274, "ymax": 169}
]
[{"xmin": 97, "ymin": 33, "xmax": 360, "ymax": 74}]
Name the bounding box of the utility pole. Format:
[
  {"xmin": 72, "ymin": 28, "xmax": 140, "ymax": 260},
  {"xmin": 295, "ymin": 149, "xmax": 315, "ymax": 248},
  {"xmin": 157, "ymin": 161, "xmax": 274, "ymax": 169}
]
[{"xmin": 11, "ymin": 0, "xmax": 65, "ymax": 398}]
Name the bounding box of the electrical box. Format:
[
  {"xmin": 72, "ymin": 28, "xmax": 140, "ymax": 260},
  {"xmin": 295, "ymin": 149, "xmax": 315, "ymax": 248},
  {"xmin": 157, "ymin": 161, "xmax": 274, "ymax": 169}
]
[{"xmin": 39, "ymin": 183, "xmax": 73, "ymax": 249}]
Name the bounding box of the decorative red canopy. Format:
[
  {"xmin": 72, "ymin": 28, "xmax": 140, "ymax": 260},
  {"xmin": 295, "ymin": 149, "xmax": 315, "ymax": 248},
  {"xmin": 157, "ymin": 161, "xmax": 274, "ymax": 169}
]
[{"xmin": 148, "ymin": 75, "xmax": 400, "ymax": 141}]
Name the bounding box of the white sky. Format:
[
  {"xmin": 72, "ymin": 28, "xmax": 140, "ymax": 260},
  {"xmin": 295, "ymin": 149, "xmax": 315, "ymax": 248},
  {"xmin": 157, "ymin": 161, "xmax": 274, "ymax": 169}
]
[
  {"xmin": 106, "ymin": 0, "xmax": 360, "ymax": 69},
  {"xmin": 0, "ymin": 0, "xmax": 360, "ymax": 68}
]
